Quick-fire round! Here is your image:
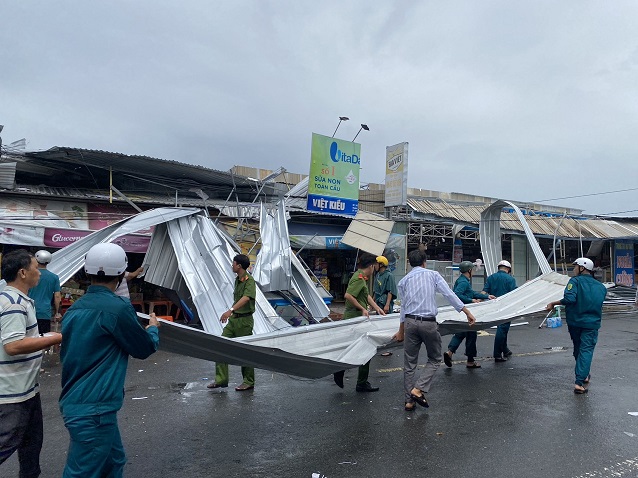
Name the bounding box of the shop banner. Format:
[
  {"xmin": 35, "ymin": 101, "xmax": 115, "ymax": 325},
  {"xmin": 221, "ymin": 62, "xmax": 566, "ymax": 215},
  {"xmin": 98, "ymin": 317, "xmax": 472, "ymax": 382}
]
[
  {"xmin": 307, "ymin": 133, "xmax": 360, "ymax": 216},
  {"xmin": 384, "ymin": 142, "xmax": 408, "ymax": 207},
  {"xmin": 0, "ymin": 222, "xmax": 45, "ymax": 246},
  {"xmin": 43, "ymin": 228, "xmax": 150, "ymax": 253},
  {"xmin": 0, "ymin": 198, "xmax": 89, "ymax": 229},
  {"xmin": 614, "ymin": 240, "xmax": 634, "ymax": 286},
  {"xmin": 290, "ymin": 233, "xmax": 404, "ymax": 251}
]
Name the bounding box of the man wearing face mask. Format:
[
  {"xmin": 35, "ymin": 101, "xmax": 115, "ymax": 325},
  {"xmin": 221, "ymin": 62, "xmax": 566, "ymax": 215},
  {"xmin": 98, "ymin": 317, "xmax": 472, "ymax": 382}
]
[{"xmin": 546, "ymin": 257, "xmax": 606, "ymax": 394}]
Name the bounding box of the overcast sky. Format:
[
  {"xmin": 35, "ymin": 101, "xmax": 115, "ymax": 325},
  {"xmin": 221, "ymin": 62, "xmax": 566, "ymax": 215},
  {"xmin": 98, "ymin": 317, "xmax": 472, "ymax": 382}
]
[{"xmin": 2, "ymin": 1, "xmax": 638, "ymax": 216}]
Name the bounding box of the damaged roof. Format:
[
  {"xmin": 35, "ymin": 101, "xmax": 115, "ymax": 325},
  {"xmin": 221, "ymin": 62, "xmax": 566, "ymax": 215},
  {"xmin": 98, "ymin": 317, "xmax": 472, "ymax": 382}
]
[
  {"xmin": 407, "ymin": 197, "xmax": 638, "ymax": 239},
  {"xmin": 15, "ymin": 147, "xmax": 283, "ymax": 203}
]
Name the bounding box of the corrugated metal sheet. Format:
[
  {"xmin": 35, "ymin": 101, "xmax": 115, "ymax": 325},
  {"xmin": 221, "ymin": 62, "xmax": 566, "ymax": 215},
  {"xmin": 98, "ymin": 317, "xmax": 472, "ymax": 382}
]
[
  {"xmin": 341, "ymin": 211, "xmax": 394, "ymax": 256},
  {"xmin": 0, "ymin": 162, "xmax": 17, "ymax": 189},
  {"xmin": 1, "ymin": 183, "xmax": 209, "ymax": 208},
  {"xmin": 480, "ymin": 200, "xmax": 552, "ymax": 276},
  {"xmin": 408, "ymin": 198, "xmax": 638, "ymax": 239},
  {"xmin": 25, "ymin": 147, "xmax": 260, "ymax": 189},
  {"xmin": 158, "ymin": 271, "xmax": 569, "ymax": 377}
]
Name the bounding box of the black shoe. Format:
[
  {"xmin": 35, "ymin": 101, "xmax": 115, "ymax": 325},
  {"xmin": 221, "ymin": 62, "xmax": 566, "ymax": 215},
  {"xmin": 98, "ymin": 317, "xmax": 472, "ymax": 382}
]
[
  {"xmin": 504, "ymin": 349, "xmax": 513, "ymax": 358},
  {"xmin": 410, "ymin": 392, "xmax": 429, "ymax": 408},
  {"xmin": 494, "ymin": 357, "xmax": 508, "ymax": 363},
  {"xmin": 443, "ymin": 351, "xmax": 453, "ymax": 368},
  {"xmin": 356, "ymin": 381, "xmax": 379, "ymax": 392},
  {"xmin": 333, "ymin": 370, "xmax": 345, "ymax": 388}
]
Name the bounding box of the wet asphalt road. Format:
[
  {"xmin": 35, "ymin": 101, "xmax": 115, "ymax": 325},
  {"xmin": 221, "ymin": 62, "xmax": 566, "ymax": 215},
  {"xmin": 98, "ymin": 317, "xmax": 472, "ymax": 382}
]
[{"xmin": 3, "ymin": 309, "xmax": 638, "ymax": 478}]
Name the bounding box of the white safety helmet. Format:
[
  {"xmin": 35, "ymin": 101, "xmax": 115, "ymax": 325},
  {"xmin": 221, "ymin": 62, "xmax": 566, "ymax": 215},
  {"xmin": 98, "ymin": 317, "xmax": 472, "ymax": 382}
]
[
  {"xmin": 573, "ymin": 257, "xmax": 594, "ymax": 271},
  {"xmin": 84, "ymin": 243, "xmax": 128, "ymax": 276},
  {"xmin": 497, "ymin": 260, "xmax": 512, "ymax": 270},
  {"xmin": 35, "ymin": 250, "xmax": 52, "ymax": 264}
]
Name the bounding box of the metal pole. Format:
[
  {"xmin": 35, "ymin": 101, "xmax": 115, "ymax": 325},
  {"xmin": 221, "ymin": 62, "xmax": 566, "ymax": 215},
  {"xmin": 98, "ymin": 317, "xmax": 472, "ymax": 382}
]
[
  {"xmin": 296, "ymin": 233, "xmax": 318, "ymax": 255},
  {"xmin": 552, "ymin": 214, "xmax": 566, "ymax": 272}
]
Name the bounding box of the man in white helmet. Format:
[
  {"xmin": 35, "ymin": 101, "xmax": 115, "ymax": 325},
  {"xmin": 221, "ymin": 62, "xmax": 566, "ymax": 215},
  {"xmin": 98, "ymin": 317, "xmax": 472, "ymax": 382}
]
[
  {"xmin": 27, "ymin": 250, "xmax": 62, "ymax": 335},
  {"xmin": 483, "ymin": 260, "xmax": 517, "ymax": 362},
  {"xmin": 59, "ymin": 243, "xmax": 159, "ymax": 477},
  {"xmin": 546, "ymin": 257, "xmax": 607, "ymax": 394}
]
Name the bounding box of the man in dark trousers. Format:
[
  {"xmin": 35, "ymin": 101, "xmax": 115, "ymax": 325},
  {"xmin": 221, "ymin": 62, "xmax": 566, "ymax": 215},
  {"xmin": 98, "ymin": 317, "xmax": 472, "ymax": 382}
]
[
  {"xmin": 546, "ymin": 257, "xmax": 607, "ymax": 394},
  {"xmin": 392, "ymin": 250, "xmax": 476, "ymax": 411},
  {"xmin": 59, "ymin": 243, "xmax": 159, "ymax": 477},
  {"xmin": 483, "ymin": 260, "xmax": 517, "ymax": 362},
  {"xmin": 333, "ymin": 253, "xmax": 386, "ymax": 392},
  {"xmin": 208, "ymin": 254, "xmax": 257, "ymax": 392},
  {"xmin": 444, "ymin": 261, "xmax": 494, "ymax": 368},
  {"xmin": 0, "ymin": 250, "xmax": 62, "ymax": 478},
  {"xmin": 28, "ymin": 250, "xmax": 62, "ymax": 335}
]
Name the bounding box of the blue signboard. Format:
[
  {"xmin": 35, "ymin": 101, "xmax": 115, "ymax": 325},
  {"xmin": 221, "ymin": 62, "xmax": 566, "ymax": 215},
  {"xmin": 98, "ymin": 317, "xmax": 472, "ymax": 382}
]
[{"xmin": 614, "ymin": 240, "xmax": 634, "ymax": 286}]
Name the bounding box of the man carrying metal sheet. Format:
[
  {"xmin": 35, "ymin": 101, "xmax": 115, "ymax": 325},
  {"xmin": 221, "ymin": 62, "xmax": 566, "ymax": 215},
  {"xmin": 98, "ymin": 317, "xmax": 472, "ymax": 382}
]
[
  {"xmin": 333, "ymin": 253, "xmax": 386, "ymax": 392},
  {"xmin": 59, "ymin": 243, "xmax": 159, "ymax": 477},
  {"xmin": 483, "ymin": 260, "xmax": 517, "ymax": 362},
  {"xmin": 392, "ymin": 250, "xmax": 476, "ymax": 411},
  {"xmin": 208, "ymin": 254, "xmax": 257, "ymax": 392},
  {"xmin": 545, "ymin": 257, "xmax": 607, "ymax": 394},
  {"xmin": 443, "ymin": 261, "xmax": 494, "ymax": 369},
  {"xmin": 0, "ymin": 250, "xmax": 62, "ymax": 478}
]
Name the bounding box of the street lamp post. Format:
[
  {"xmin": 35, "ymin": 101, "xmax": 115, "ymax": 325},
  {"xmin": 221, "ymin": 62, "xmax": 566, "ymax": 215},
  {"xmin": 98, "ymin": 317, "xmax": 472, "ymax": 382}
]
[
  {"xmin": 332, "ymin": 116, "xmax": 349, "ymax": 138},
  {"xmin": 352, "ymin": 124, "xmax": 369, "ymax": 142}
]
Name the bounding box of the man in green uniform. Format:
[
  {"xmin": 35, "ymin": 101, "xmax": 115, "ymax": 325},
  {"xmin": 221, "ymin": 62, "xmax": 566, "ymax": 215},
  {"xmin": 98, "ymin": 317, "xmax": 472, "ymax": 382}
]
[
  {"xmin": 483, "ymin": 260, "xmax": 517, "ymax": 362},
  {"xmin": 546, "ymin": 257, "xmax": 607, "ymax": 394},
  {"xmin": 333, "ymin": 253, "xmax": 386, "ymax": 392},
  {"xmin": 373, "ymin": 256, "xmax": 398, "ymax": 314},
  {"xmin": 208, "ymin": 254, "xmax": 257, "ymax": 392},
  {"xmin": 444, "ymin": 261, "xmax": 494, "ymax": 368}
]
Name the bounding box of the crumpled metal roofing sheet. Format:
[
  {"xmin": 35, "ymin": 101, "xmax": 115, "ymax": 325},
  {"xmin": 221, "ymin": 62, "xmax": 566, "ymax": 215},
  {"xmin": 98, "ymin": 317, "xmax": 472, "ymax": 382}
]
[
  {"xmin": 44, "ymin": 207, "xmax": 289, "ymax": 335},
  {"xmin": 252, "ymin": 201, "xmax": 330, "ymax": 320},
  {"xmin": 157, "ymin": 271, "xmax": 568, "ymax": 378},
  {"xmin": 480, "ymin": 200, "xmax": 552, "ymax": 276},
  {"xmin": 48, "ymin": 207, "xmax": 201, "ymax": 284},
  {"xmin": 162, "ymin": 214, "xmax": 289, "ymax": 335},
  {"xmin": 252, "ymin": 202, "xmax": 292, "ymax": 292}
]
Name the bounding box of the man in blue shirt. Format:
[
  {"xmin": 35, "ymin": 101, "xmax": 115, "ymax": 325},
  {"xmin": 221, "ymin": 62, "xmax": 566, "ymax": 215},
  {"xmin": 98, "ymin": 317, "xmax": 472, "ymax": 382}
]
[
  {"xmin": 59, "ymin": 243, "xmax": 159, "ymax": 477},
  {"xmin": 483, "ymin": 260, "xmax": 517, "ymax": 362},
  {"xmin": 546, "ymin": 257, "xmax": 607, "ymax": 394},
  {"xmin": 28, "ymin": 250, "xmax": 61, "ymax": 335},
  {"xmin": 444, "ymin": 261, "xmax": 494, "ymax": 368}
]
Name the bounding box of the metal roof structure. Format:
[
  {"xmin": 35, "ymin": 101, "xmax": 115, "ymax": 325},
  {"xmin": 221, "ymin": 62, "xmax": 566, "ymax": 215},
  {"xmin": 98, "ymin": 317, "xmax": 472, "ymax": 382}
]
[
  {"xmin": 13, "ymin": 147, "xmax": 283, "ymax": 204},
  {"xmin": 407, "ymin": 197, "xmax": 638, "ymax": 239}
]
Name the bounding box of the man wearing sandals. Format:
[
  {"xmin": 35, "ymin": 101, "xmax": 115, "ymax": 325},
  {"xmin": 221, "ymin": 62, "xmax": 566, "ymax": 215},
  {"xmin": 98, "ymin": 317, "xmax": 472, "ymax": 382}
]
[
  {"xmin": 443, "ymin": 261, "xmax": 495, "ymax": 369},
  {"xmin": 546, "ymin": 257, "xmax": 606, "ymax": 394},
  {"xmin": 392, "ymin": 250, "xmax": 476, "ymax": 411}
]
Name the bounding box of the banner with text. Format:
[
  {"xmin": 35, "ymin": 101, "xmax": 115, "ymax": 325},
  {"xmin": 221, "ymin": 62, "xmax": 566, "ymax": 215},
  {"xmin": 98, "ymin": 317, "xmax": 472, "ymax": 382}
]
[
  {"xmin": 384, "ymin": 142, "xmax": 408, "ymax": 207},
  {"xmin": 614, "ymin": 240, "xmax": 634, "ymax": 286},
  {"xmin": 307, "ymin": 133, "xmax": 360, "ymax": 216}
]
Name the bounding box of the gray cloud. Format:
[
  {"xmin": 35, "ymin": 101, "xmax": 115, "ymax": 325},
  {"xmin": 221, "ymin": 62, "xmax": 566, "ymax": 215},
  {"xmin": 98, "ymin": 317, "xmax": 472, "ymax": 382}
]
[{"xmin": 2, "ymin": 1, "xmax": 638, "ymax": 216}]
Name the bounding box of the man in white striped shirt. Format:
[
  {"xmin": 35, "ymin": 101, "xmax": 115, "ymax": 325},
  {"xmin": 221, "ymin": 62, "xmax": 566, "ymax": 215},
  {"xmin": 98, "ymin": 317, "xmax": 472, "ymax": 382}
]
[
  {"xmin": 1, "ymin": 249, "xmax": 62, "ymax": 478},
  {"xmin": 393, "ymin": 250, "xmax": 476, "ymax": 411}
]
